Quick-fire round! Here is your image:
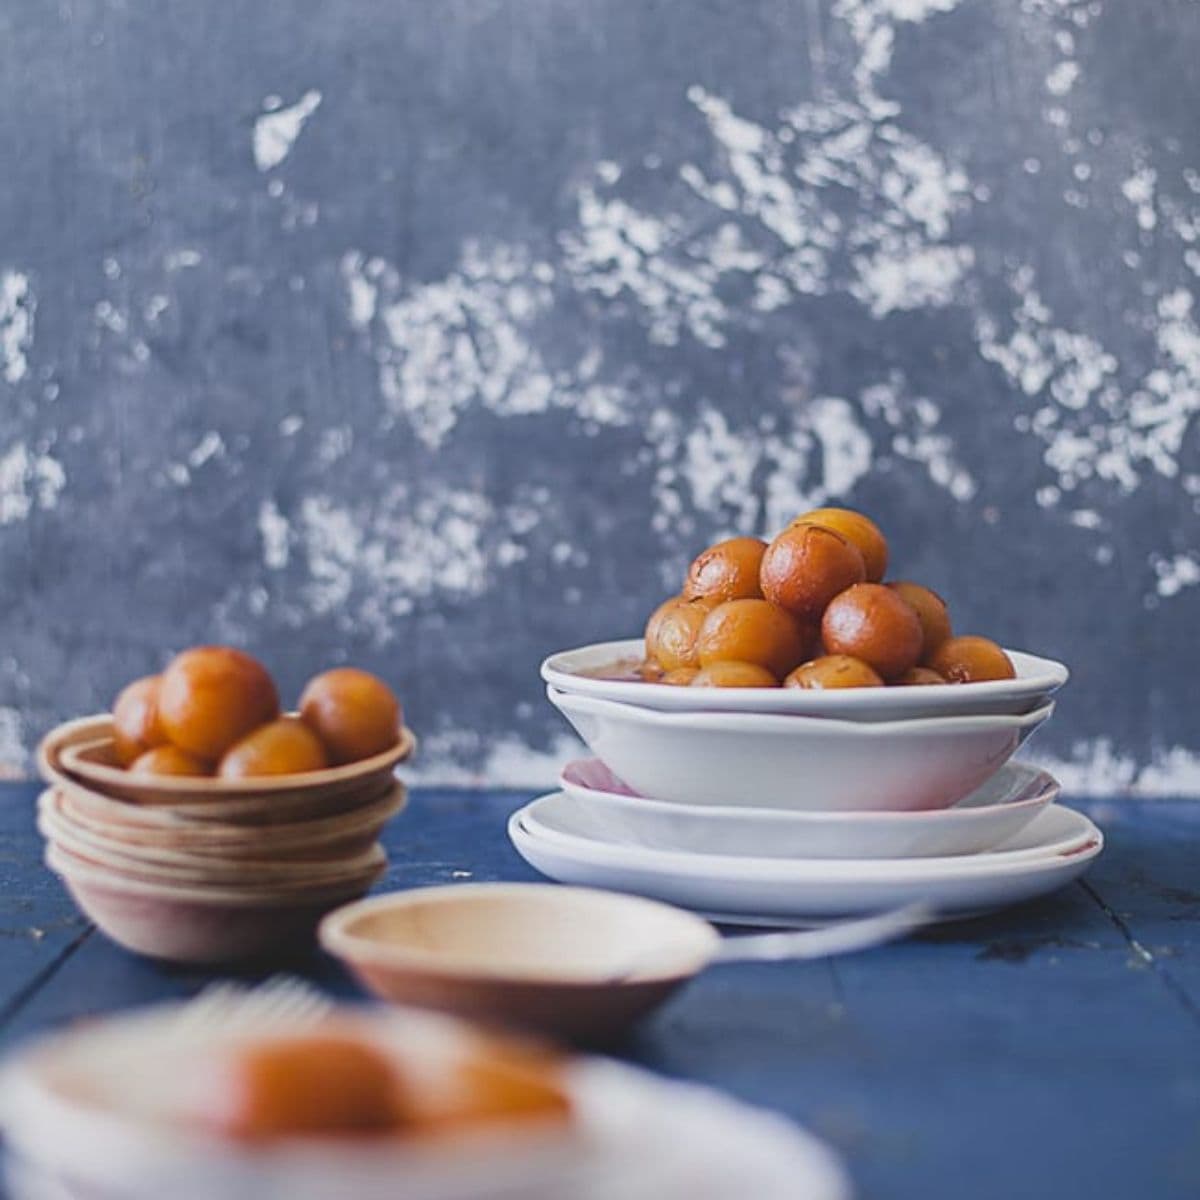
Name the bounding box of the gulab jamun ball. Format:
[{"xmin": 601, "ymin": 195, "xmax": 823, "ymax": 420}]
[
  {"xmin": 219, "ymin": 717, "xmax": 330, "ymax": 779},
  {"xmin": 158, "ymin": 647, "xmax": 280, "ymax": 761},
  {"xmin": 760, "ymin": 524, "xmax": 866, "ymax": 622},
  {"xmin": 887, "ymin": 581, "xmax": 952, "ymax": 662},
  {"xmin": 784, "ymin": 655, "xmax": 884, "ymax": 690},
  {"xmin": 895, "ymin": 666, "xmax": 947, "ymax": 686},
  {"xmin": 791, "ymin": 508, "xmax": 888, "ymax": 583},
  {"xmin": 299, "ymin": 668, "xmax": 402, "ymax": 765},
  {"xmin": 683, "ymin": 537, "xmax": 766, "ymax": 603},
  {"xmin": 112, "ymin": 675, "xmax": 168, "ymax": 767},
  {"xmin": 821, "ymin": 583, "xmax": 923, "ymax": 680},
  {"xmin": 128, "ymin": 745, "xmax": 211, "ymax": 777},
  {"xmin": 691, "ymin": 661, "xmax": 778, "ymax": 688},
  {"xmin": 929, "ymin": 636, "xmax": 1015, "ymax": 683},
  {"xmin": 644, "ymin": 596, "xmax": 717, "ymax": 672},
  {"xmin": 696, "ymin": 598, "xmax": 812, "ymax": 678}
]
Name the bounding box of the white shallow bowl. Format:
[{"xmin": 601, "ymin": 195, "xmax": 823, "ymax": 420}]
[
  {"xmin": 549, "ymin": 688, "xmax": 1053, "ymax": 813},
  {"xmin": 1, "ymin": 998, "xmax": 848, "ymax": 1200},
  {"xmin": 510, "ymin": 801, "xmax": 1104, "ymax": 923},
  {"xmin": 542, "ymin": 638, "xmax": 1068, "ymax": 721},
  {"xmin": 558, "ymin": 760, "xmax": 1059, "ymax": 859}
]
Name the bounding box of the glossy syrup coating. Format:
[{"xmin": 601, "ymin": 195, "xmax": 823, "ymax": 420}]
[
  {"xmin": 929, "ymin": 636, "xmax": 1016, "ymax": 683},
  {"xmin": 128, "ymin": 745, "xmax": 211, "ymax": 777},
  {"xmin": 887, "ymin": 581, "xmax": 952, "ymax": 661},
  {"xmin": 661, "ymin": 666, "xmax": 700, "ymax": 686},
  {"xmin": 895, "ymin": 666, "xmax": 947, "ymax": 686},
  {"xmin": 691, "ymin": 661, "xmax": 778, "ymax": 688},
  {"xmin": 645, "ymin": 596, "xmax": 718, "ymax": 672},
  {"xmin": 792, "ymin": 508, "xmax": 888, "ymax": 582},
  {"xmin": 636, "ymin": 659, "xmax": 666, "ymax": 683},
  {"xmin": 696, "ymin": 599, "xmax": 812, "ymax": 677},
  {"xmin": 112, "ymin": 675, "xmax": 168, "ymax": 767},
  {"xmin": 821, "ymin": 583, "xmax": 923, "ymax": 680},
  {"xmin": 158, "ymin": 647, "xmax": 280, "ymax": 761},
  {"xmin": 218, "ymin": 717, "xmax": 330, "ymax": 779},
  {"xmin": 784, "ymin": 655, "xmax": 884, "ymax": 689},
  {"xmin": 203, "ymin": 1035, "xmax": 402, "ymax": 1139},
  {"xmin": 644, "ymin": 595, "xmax": 683, "ymax": 655},
  {"xmin": 683, "ymin": 537, "xmax": 767, "ymax": 602},
  {"xmin": 760, "ymin": 524, "xmax": 866, "ymax": 622},
  {"xmin": 299, "ymin": 668, "xmax": 402, "ymax": 765},
  {"xmin": 414, "ymin": 1052, "xmax": 572, "ymax": 1129}
]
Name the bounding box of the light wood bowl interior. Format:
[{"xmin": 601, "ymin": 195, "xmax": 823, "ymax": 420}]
[{"xmin": 39, "ymin": 715, "xmax": 415, "ymax": 822}]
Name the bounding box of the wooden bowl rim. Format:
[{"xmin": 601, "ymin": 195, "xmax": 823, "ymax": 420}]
[
  {"xmin": 39, "ymin": 792, "xmax": 389, "ymax": 882},
  {"xmin": 45, "ymin": 839, "xmax": 387, "ymax": 904},
  {"xmin": 51, "ymin": 782, "xmax": 407, "ymax": 843},
  {"xmin": 44, "ymin": 715, "xmax": 415, "ymax": 795}
]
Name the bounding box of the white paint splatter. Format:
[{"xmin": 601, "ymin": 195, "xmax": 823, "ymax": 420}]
[
  {"xmin": 1121, "ymin": 165, "xmax": 1158, "ymax": 232},
  {"xmin": 258, "ymin": 499, "xmax": 291, "ymax": 570},
  {"xmin": 1045, "ymin": 60, "xmax": 1079, "ymax": 95},
  {"xmin": 0, "ymin": 443, "xmax": 66, "ymax": 525},
  {"xmin": 295, "ymin": 484, "xmax": 498, "ymax": 640},
  {"xmin": 1151, "ymin": 553, "xmax": 1200, "ymax": 599},
  {"xmin": 402, "ymin": 730, "xmax": 584, "ymax": 788},
  {"xmin": 1030, "ymin": 741, "xmax": 1200, "ymax": 799},
  {"xmin": 345, "ymin": 241, "xmax": 637, "ymax": 448},
  {"xmin": 164, "ymin": 248, "xmax": 203, "ymax": 271},
  {"xmin": 1, "ymin": 271, "xmax": 34, "ymax": 384},
  {"xmin": 188, "ymin": 431, "xmax": 225, "ymax": 468},
  {"xmin": 851, "ymin": 244, "xmax": 974, "ymax": 317},
  {"xmin": 253, "ymin": 90, "xmax": 322, "ymax": 171},
  {"xmin": 341, "ymin": 252, "xmax": 378, "ymax": 328},
  {"xmin": 0, "ymin": 707, "xmax": 25, "ymax": 776}
]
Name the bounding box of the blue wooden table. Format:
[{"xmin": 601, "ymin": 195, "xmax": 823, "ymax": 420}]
[{"xmin": 1, "ymin": 781, "xmax": 1197, "ymax": 1199}]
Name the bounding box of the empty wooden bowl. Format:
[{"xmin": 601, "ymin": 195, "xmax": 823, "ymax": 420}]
[
  {"xmin": 319, "ymin": 883, "xmax": 719, "ymax": 1042},
  {"xmin": 45, "ymin": 841, "xmax": 387, "ymax": 964},
  {"xmin": 38, "ymin": 715, "xmax": 416, "ymax": 822}
]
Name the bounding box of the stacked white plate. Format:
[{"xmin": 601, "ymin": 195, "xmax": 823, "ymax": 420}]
[{"xmin": 511, "ymin": 640, "xmax": 1099, "ymax": 924}]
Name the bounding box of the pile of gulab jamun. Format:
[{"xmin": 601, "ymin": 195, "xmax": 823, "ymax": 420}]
[
  {"xmin": 111, "ymin": 646, "xmax": 403, "ymax": 777},
  {"xmin": 638, "ymin": 509, "xmax": 1015, "ymax": 690}
]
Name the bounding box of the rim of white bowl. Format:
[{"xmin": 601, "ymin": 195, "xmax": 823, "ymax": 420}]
[
  {"xmin": 557, "ymin": 759, "xmax": 1061, "ymax": 825},
  {"xmin": 541, "ymin": 639, "xmax": 1068, "ymax": 714},
  {"xmin": 548, "ymin": 687, "xmax": 1056, "ymax": 736}
]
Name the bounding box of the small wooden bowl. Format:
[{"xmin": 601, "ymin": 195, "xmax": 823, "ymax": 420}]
[
  {"xmin": 50, "ymin": 784, "xmax": 406, "ymax": 862},
  {"xmin": 38, "ymin": 715, "xmax": 416, "ymax": 823},
  {"xmin": 320, "ymin": 883, "xmax": 719, "ymax": 1042},
  {"xmin": 45, "ymin": 841, "xmax": 385, "ymax": 964},
  {"xmin": 38, "ymin": 795, "xmax": 387, "ymax": 888}
]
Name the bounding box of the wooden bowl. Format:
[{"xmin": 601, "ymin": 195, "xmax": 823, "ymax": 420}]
[
  {"xmin": 44, "ymin": 842, "xmax": 385, "ymax": 964},
  {"xmin": 38, "ymin": 715, "xmax": 416, "ymax": 822},
  {"xmin": 50, "ymin": 783, "xmax": 406, "ymax": 862},
  {"xmin": 320, "ymin": 883, "xmax": 719, "ymax": 1042},
  {"xmin": 38, "ymin": 796, "xmax": 388, "ymax": 888}
]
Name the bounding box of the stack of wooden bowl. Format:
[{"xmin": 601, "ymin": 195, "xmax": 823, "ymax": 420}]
[{"xmin": 36, "ymin": 715, "xmax": 416, "ymax": 964}]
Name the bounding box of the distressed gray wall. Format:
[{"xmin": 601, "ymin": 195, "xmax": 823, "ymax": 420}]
[{"xmin": 1, "ymin": 0, "xmax": 1198, "ymax": 791}]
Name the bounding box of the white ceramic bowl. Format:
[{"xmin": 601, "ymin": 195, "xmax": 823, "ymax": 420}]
[
  {"xmin": 542, "ymin": 639, "xmax": 1068, "ymax": 721},
  {"xmin": 558, "ymin": 760, "xmax": 1059, "ymax": 858},
  {"xmin": 0, "ymin": 995, "xmax": 849, "ymax": 1200},
  {"xmin": 548, "ymin": 688, "xmax": 1053, "ymax": 812}
]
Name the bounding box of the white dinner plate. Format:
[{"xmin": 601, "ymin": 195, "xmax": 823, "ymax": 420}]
[
  {"xmin": 2, "ymin": 1000, "xmax": 848, "ymax": 1200},
  {"xmin": 543, "ymin": 638, "xmax": 1068, "ymax": 721},
  {"xmin": 510, "ymin": 799, "xmax": 1102, "ymax": 923},
  {"xmin": 557, "ymin": 759, "xmax": 1059, "ymax": 859}
]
